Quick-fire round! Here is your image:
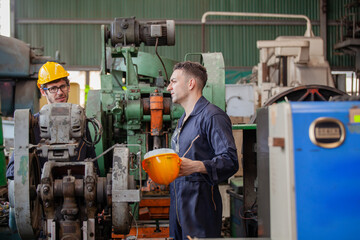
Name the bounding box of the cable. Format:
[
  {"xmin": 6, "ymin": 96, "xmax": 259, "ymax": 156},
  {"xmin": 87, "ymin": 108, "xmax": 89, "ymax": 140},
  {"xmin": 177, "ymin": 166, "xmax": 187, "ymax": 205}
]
[
  {"xmin": 129, "ymin": 153, "xmax": 139, "ymax": 171},
  {"xmin": 238, "ymin": 197, "xmax": 257, "ymax": 220},
  {"xmin": 238, "ymin": 208, "xmax": 257, "ymax": 220},
  {"xmin": 87, "ymin": 143, "xmax": 142, "ymax": 163},
  {"xmin": 83, "ymin": 117, "xmax": 103, "ymax": 146},
  {"xmin": 87, "ymin": 144, "xmax": 119, "ymax": 162},
  {"xmin": 155, "ymin": 37, "xmax": 169, "ymax": 84},
  {"xmin": 128, "ymin": 210, "xmax": 138, "ymax": 240}
]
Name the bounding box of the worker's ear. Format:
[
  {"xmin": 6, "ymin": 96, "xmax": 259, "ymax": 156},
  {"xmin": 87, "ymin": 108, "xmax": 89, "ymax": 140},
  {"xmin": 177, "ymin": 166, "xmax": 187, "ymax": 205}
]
[
  {"xmin": 39, "ymin": 88, "xmax": 47, "ymax": 96},
  {"xmin": 188, "ymin": 78, "xmax": 196, "ymax": 90}
]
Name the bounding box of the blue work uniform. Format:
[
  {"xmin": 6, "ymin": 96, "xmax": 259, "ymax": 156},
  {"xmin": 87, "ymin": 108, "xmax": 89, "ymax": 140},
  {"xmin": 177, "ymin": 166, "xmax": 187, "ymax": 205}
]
[
  {"xmin": 6, "ymin": 112, "xmax": 97, "ymax": 179},
  {"xmin": 169, "ymin": 96, "xmax": 239, "ymax": 240}
]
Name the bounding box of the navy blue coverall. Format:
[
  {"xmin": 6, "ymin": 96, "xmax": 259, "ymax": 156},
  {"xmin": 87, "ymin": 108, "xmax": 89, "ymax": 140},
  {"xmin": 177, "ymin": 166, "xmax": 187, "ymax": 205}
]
[
  {"xmin": 6, "ymin": 112, "xmax": 97, "ymax": 179},
  {"xmin": 169, "ymin": 96, "xmax": 239, "ymax": 239}
]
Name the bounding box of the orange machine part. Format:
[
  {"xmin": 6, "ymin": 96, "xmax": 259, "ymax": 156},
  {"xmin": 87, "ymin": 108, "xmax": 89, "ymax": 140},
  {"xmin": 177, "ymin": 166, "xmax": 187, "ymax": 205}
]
[
  {"xmin": 113, "ymin": 226, "xmax": 169, "ymax": 239},
  {"xmin": 138, "ymin": 198, "xmax": 170, "ymax": 220},
  {"xmin": 150, "ymin": 94, "xmax": 163, "ymax": 136},
  {"xmin": 113, "ymin": 198, "xmax": 171, "ymax": 239}
]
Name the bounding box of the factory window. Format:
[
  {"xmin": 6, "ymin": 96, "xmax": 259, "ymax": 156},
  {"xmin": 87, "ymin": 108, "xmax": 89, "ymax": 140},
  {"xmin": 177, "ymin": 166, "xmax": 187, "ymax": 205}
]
[{"xmin": 0, "ymin": 0, "xmax": 10, "ymax": 37}]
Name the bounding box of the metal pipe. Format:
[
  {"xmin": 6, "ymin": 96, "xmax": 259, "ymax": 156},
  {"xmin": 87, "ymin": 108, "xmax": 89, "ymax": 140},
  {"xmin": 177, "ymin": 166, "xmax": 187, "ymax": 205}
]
[
  {"xmin": 202, "ymin": 23, "xmax": 206, "ymax": 52},
  {"xmin": 201, "ymin": 11, "xmax": 315, "ymax": 52},
  {"xmin": 201, "ymin": 11, "xmax": 313, "ymax": 36},
  {"xmin": 17, "ymin": 18, "xmax": 340, "ymax": 26},
  {"xmin": 351, "ymin": 13, "xmax": 356, "ymax": 38},
  {"xmin": 340, "ymin": 19, "xmax": 344, "ymax": 42},
  {"xmin": 143, "ymin": 115, "xmax": 171, "ymax": 122},
  {"xmin": 320, "ymin": 0, "xmax": 328, "ymax": 59},
  {"xmin": 17, "ymin": 19, "xmax": 113, "ymax": 25}
]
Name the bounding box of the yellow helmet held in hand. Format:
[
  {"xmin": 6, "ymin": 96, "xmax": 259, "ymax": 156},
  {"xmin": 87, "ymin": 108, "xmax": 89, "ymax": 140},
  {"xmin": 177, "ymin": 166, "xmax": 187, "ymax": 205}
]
[
  {"xmin": 37, "ymin": 62, "xmax": 69, "ymax": 89},
  {"xmin": 142, "ymin": 148, "xmax": 182, "ymax": 185}
]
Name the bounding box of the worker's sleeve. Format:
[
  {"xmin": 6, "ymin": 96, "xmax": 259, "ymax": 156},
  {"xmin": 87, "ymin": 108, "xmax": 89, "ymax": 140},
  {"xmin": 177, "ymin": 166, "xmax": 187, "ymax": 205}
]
[
  {"xmin": 202, "ymin": 113, "xmax": 239, "ymax": 185},
  {"xmin": 6, "ymin": 152, "xmax": 15, "ymax": 180}
]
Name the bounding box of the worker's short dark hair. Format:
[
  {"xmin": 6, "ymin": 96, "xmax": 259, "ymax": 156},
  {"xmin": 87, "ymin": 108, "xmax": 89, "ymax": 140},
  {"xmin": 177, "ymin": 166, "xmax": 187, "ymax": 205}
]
[
  {"xmin": 41, "ymin": 77, "xmax": 69, "ymax": 89},
  {"xmin": 173, "ymin": 61, "xmax": 207, "ymax": 90}
]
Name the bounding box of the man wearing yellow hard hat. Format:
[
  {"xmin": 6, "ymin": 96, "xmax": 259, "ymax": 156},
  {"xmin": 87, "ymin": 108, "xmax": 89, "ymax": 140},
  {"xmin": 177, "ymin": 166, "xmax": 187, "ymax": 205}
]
[
  {"xmin": 167, "ymin": 61, "xmax": 239, "ymax": 239},
  {"xmin": 37, "ymin": 61, "xmax": 70, "ymax": 104},
  {"xmin": 6, "ymin": 62, "xmax": 96, "ymax": 179}
]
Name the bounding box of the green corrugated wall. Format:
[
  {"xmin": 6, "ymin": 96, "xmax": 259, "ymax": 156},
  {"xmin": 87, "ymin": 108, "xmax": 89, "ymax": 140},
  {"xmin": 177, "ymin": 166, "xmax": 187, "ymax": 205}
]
[{"xmin": 15, "ymin": 0, "xmax": 356, "ymax": 71}]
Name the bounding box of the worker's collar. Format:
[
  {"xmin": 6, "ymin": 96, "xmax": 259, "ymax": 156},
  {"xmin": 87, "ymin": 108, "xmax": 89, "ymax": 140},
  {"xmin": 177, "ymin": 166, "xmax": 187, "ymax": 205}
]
[
  {"xmin": 189, "ymin": 96, "xmax": 209, "ymax": 116},
  {"xmin": 178, "ymin": 96, "xmax": 209, "ymax": 126}
]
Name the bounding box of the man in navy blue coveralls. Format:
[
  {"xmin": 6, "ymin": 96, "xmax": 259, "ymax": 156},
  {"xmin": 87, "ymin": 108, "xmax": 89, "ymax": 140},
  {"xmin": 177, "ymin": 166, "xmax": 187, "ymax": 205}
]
[
  {"xmin": 167, "ymin": 61, "xmax": 239, "ymax": 239},
  {"xmin": 6, "ymin": 62, "xmax": 96, "ymax": 179}
]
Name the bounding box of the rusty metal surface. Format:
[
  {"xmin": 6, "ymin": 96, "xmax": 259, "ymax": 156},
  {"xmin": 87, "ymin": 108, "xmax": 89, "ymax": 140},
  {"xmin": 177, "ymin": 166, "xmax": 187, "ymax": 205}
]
[
  {"xmin": 14, "ymin": 109, "xmax": 40, "ymax": 239},
  {"xmin": 150, "ymin": 91, "xmax": 164, "ymax": 137},
  {"xmin": 40, "ymin": 161, "xmax": 100, "ymax": 239},
  {"xmin": 59, "ymin": 219, "xmax": 81, "ymax": 240},
  {"xmin": 112, "ymin": 147, "xmax": 131, "ymax": 234},
  {"xmin": 112, "ymin": 220, "xmax": 170, "ymax": 239},
  {"xmin": 83, "ymin": 218, "xmax": 95, "ymax": 240}
]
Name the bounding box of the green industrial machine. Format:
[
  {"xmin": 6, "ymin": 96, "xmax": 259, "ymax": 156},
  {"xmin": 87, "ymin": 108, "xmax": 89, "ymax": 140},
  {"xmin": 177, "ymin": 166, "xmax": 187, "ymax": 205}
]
[
  {"xmin": 86, "ymin": 17, "xmax": 226, "ymax": 177},
  {"xmin": 86, "ymin": 17, "xmax": 180, "ymax": 178},
  {"xmin": 85, "ymin": 17, "xmax": 226, "ymax": 231}
]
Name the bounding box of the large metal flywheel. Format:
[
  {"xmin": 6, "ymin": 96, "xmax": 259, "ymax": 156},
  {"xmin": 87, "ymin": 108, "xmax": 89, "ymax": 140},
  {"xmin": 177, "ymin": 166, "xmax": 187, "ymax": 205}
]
[{"xmin": 263, "ymin": 85, "xmax": 346, "ymax": 106}]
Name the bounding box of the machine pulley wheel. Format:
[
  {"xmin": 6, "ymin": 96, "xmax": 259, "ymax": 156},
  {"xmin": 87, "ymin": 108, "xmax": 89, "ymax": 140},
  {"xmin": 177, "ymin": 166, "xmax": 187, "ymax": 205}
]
[
  {"xmin": 263, "ymin": 84, "xmax": 346, "ymax": 106},
  {"xmin": 249, "ymin": 85, "xmax": 347, "ymax": 123}
]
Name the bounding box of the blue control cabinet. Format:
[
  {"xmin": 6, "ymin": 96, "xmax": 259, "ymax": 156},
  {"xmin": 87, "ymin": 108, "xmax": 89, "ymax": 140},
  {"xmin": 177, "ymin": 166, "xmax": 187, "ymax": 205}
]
[{"xmin": 269, "ymin": 101, "xmax": 360, "ymax": 240}]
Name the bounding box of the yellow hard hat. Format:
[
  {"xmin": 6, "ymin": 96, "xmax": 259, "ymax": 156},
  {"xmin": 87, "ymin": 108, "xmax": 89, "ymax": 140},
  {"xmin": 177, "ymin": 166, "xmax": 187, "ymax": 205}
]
[
  {"xmin": 37, "ymin": 62, "xmax": 69, "ymax": 89},
  {"xmin": 142, "ymin": 148, "xmax": 182, "ymax": 185}
]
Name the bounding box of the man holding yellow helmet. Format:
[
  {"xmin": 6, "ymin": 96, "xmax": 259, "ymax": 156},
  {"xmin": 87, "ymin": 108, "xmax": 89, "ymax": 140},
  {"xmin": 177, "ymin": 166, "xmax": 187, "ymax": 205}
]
[
  {"xmin": 167, "ymin": 61, "xmax": 238, "ymax": 239},
  {"xmin": 6, "ymin": 61, "xmax": 96, "ymax": 179}
]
